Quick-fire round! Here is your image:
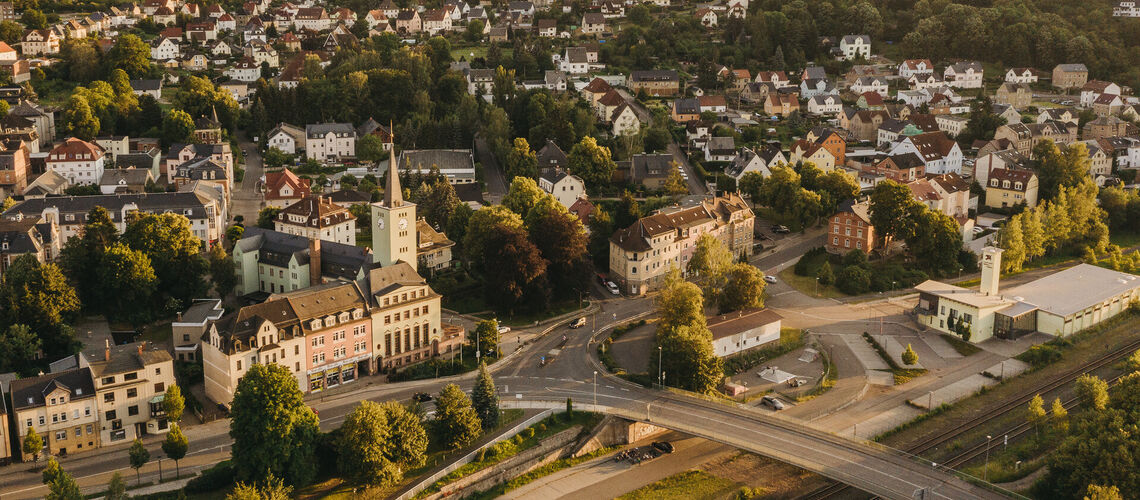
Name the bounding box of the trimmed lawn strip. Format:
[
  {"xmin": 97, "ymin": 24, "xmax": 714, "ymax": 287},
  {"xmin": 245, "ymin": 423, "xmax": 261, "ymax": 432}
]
[
  {"xmin": 616, "ymin": 470, "xmax": 738, "ymax": 500},
  {"xmin": 777, "ymin": 267, "xmax": 846, "ymax": 299}
]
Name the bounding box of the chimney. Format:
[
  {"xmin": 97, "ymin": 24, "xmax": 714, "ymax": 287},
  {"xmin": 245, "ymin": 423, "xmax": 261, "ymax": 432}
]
[
  {"xmin": 310, "ymin": 238, "xmax": 322, "ymax": 285},
  {"xmin": 104, "ymin": 339, "xmax": 110, "ymax": 362},
  {"xmin": 979, "ymin": 246, "xmax": 1003, "ymax": 296}
]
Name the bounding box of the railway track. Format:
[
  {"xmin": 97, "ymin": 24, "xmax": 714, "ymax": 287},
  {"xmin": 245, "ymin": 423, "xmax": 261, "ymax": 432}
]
[{"xmin": 797, "ymin": 336, "xmax": 1140, "ymax": 500}]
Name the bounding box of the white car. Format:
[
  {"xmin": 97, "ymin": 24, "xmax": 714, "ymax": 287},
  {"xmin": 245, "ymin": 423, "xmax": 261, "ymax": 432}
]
[
  {"xmin": 764, "ymin": 275, "xmax": 778, "ymax": 284},
  {"xmin": 497, "ymin": 325, "xmax": 511, "ymax": 334},
  {"xmin": 605, "ymin": 281, "xmax": 620, "ymax": 295}
]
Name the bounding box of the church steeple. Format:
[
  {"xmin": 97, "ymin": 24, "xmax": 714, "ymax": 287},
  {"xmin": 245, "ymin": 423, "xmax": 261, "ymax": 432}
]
[{"xmin": 383, "ymin": 121, "xmax": 402, "ymax": 208}]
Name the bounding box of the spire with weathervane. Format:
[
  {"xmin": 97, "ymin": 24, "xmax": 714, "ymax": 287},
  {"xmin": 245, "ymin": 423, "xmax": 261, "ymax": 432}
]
[
  {"xmin": 372, "ymin": 121, "xmax": 416, "ymax": 269},
  {"xmin": 383, "ymin": 120, "xmax": 402, "ymax": 208}
]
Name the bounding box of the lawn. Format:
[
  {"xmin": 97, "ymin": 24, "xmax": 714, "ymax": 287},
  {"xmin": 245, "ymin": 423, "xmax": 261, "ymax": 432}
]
[
  {"xmin": 476, "ymin": 299, "xmax": 590, "ymax": 328},
  {"xmin": 777, "ymin": 267, "xmax": 845, "ymax": 299},
  {"xmin": 617, "ymin": 470, "xmax": 738, "ymax": 500}
]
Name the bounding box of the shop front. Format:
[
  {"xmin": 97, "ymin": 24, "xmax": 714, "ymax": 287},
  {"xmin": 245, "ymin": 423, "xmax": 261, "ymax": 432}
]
[{"xmin": 307, "ymin": 354, "xmax": 370, "ymax": 393}]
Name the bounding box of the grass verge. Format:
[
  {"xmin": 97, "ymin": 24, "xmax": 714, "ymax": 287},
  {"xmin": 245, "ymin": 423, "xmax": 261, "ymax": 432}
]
[
  {"xmin": 415, "ymin": 411, "xmax": 603, "ymax": 498},
  {"xmin": 777, "ymin": 267, "xmax": 846, "ymax": 299},
  {"xmin": 617, "ymin": 470, "xmax": 738, "ymax": 500},
  {"xmin": 463, "ymin": 446, "xmax": 618, "ymax": 500},
  {"xmin": 940, "ymin": 333, "xmax": 982, "ymax": 356},
  {"xmin": 862, "ymin": 332, "xmax": 927, "ymax": 385}
]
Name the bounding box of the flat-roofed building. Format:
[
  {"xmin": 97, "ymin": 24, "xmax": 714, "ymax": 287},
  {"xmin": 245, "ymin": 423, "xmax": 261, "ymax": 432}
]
[{"xmin": 708, "ymin": 308, "xmax": 783, "ymax": 357}]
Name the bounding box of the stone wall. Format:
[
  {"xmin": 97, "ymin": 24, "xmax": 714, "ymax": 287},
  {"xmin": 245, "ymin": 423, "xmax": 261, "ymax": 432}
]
[{"xmin": 423, "ymin": 426, "xmax": 582, "ymax": 500}]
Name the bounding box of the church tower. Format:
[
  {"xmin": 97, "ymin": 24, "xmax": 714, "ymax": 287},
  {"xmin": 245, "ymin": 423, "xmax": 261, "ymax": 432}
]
[{"xmin": 371, "ymin": 125, "xmax": 417, "ymax": 269}]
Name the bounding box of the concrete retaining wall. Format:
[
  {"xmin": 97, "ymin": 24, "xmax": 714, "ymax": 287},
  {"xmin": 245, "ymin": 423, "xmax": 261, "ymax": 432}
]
[
  {"xmin": 426, "ymin": 427, "xmax": 582, "ymax": 500},
  {"xmin": 573, "ymin": 415, "xmax": 667, "ymax": 457}
]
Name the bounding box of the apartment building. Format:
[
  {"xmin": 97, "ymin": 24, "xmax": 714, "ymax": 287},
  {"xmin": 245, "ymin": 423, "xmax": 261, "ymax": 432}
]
[
  {"xmin": 232, "ymin": 226, "xmax": 373, "ymax": 296},
  {"xmin": 10, "ymin": 368, "xmax": 99, "ymax": 460},
  {"xmin": 609, "ymin": 194, "xmax": 754, "ymax": 295},
  {"xmin": 304, "ymin": 123, "xmax": 356, "ymax": 162},
  {"xmin": 79, "ymin": 341, "xmax": 175, "ymax": 445},
  {"xmin": 273, "ymin": 195, "xmax": 356, "ymax": 245},
  {"xmin": 47, "ymin": 138, "xmax": 105, "ymax": 186},
  {"xmin": 826, "ymin": 200, "xmax": 876, "ymax": 254}
]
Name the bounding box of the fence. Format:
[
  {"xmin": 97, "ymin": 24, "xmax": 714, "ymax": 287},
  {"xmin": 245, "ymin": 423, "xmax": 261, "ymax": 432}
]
[{"xmin": 393, "ymin": 408, "xmax": 555, "ymax": 500}]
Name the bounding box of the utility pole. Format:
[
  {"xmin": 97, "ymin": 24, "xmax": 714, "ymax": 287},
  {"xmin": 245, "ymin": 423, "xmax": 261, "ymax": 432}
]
[
  {"xmin": 984, "ymin": 435, "xmax": 993, "ymax": 481},
  {"xmin": 593, "ymin": 370, "xmax": 598, "ymax": 408},
  {"xmin": 658, "ymin": 346, "xmax": 663, "ymax": 388}
]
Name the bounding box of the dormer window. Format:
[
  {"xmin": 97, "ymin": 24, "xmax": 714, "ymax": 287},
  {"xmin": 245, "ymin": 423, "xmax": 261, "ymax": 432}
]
[
  {"xmin": 1014, "ymin": 182, "xmax": 1022, "ymax": 190},
  {"xmin": 311, "ymin": 319, "xmax": 323, "ymax": 329}
]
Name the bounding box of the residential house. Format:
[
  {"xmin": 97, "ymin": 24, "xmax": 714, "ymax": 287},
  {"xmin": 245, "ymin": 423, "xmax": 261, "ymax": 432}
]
[
  {"xmin": 764, "ymin": 93, "xmax": 799, "ymax": 116},
  {"xmin": 356, "ymin": 119, "xmax": 394, "ymax": 151},
  {"xmin": 936, "ymin": 115, "xmax": 968, "ymax": 138},
  {"xmin": 920, "ymin": 172, "xmax": 970, "ymax": 217},
  {"xmin": 274, "ymin": 195, "xmax": 356, "ymax": 245},
  {"xmin": 671, "ymin": 98, "xmax": 700, "ymax": 123},
  {"xmin": 1053, "ymin": 64, "xmax": 1089, "ymax": 90},
  {"xmin": 807, "ymin": 95, "xmax": 842, "ymax": 115},
  {"xmin": 305, "ymin": 123, "xmax": 356, "ymax": 162},
  {"xmin": 416, "ymin": 219, "xmax": 454, "ymax": 273},
  {"xmin": 130, "ymin": 79, "xmax": 162, "ymax": 100},
  {"xmin": 616, "ymin": 154, "xmax": 674, "ymax": 189},
  {"xmin": 98, "ymin": 168, "xmax": 153, "ymax": 194},
  {"xmin": 806, "ymin": 128, "xmax": 847, "ymax": 164},
  {"xmin": 226, "ymin": 57, "xmax": 260, "ymax": 82},
  {"xmin": 1081, "ymin": 140, "xmax": 1113, "ymax": 179},
  {"xmin": 0, "ymin": 138, "xmax": 28, "ymax": 196},
  {"xmin": 974, "ymin": 149, "xmax": 1029, "ymax": 184},
  {"xmin": 22, "ymin": 170, "xmax": 68, "ymax": 198},
  {"xmin": 850, "ymin": 76, "xmax": 888, "ymax": 97},
  {"xmin": 800, "ymin": 78, "xmax": 837, "ymax": 100},
  {"xmin": 789, "ymin": 139, "xmax": 837, "ymax": 171},
  {"xmin": 704, "ymin": 136, "xmax": 736, "ymax": 162},
  {"xmin": 985, "ymin": 168, "xmax": 1038, "ymax": 209},
  {"xmin": 696, "ymin": 8, "xmax": 717, "ymax": 27},
  {"xmin": 267, "ymin": 122, "xmax": 306, "ymax": 155},
  {"xmin": 609, "ymin": 193, "xmax": 754, "ymax": 294},
  {"xmin": 10, "ymin": 368, "xmax": 99, "ymax": 460},
  {"xmin": 171, "ymin": 299, "xmax": 224, "ymax": 361},
  {"xmin": 294, "ymin": 7, "xmax": 330, "ymax": 31},
  {"xmin": 698, "ymin": 95, "xmax": 727, "ymax": 113},
  {"xmin": 709, "ymin": 308, "xmax": 783, "ymax": 358},
  {"xmin": 1083, "ymin": 116, "xmax": 1134, "ymax": 141},
  {"xmin": 21, "ymin": 29, "xmax": 60, "ymax": 56},
  {"xmin": 1093, "ymin": 93, "xmax": 1124, "ymax": 117},
  {"xmin": 847, "ymin": 110, "xmax": 890, "ymax": 142},
  {"xmin": 898, "ymin": 59, "xmax": 935, "ymax": 79},
  {"xmin": 627, "ymin": 70, "xmax": 680, "ymax": 97},
  {"xmin": 537, "ymin": 140, "xmax": 568, "ymax": 170},
  {"xmin": 994, "ymin": 122, "xmax": 1073, "ymax": 157},
  {"xmin": 1004, "ymin": 68, "xmax": 1038, "ymax": 84},
  {"xmin": 1038, "ymin": 108, "xmax": 1079, "ymax": 127},
  {"xmin": 994, "ymin": 103, "xmax": 1022, "ymax": 125},
  {"xmin": 908, "ymin": 73, "xmax": 944, "ymax": 91},
  {"xmin": 47, "ymin": 138, "xmax": 105, "ymax": 186},
  {"xmin": 3, "ymin": 190, "xmax": 225, "ymax": 244},
  {"xmin": 581, "ymin": 13, "xmax": 606, "ymax": 35},
  {"xmin": 866, "ymin": 153, "xmax": 925, "ymax": 183},
  {"xmin": 82, "ymin": 342, "xmax": 175, "ymax": 444},
  {"xmin": 395, "ymin": 9, "xmax": 421, "ymax": 33},
  {"xmin": 611, "ymin": 104, "xmax": 642, "ymax": 137},
  {"xmin": 558, "ymin": 46, "xmax": 589, "ymax": 74},
  {"xmin": 150, "ymin": 36, "xmax": 180, "ymax": 61},
  {"xmin": 888, "ymin": 132, "xmax": 963, "ymax": 174},
  {"xmin": 421, "ymin": 8, "xmax": 451, "ymax": 34},
  {"xmin": 538, "ymin": 168, "xmax": 586, "ymax": 209},
  {"xmin": 826, "ymin": 200, "xmax": 875, "ymax": 254},
  {"xmin": 0, "ymin": 218, "xmax": 48, "ymax": 273},
  {"xmin": 464, "ymin": 68, "xmax": 494, "ymax": 94},
  {"xmin": 944, "ymin": 61, "xmax": 984, "ymax": 89},
  {"xmin": 725, "ymin": 146, "xmax": 785, "ymax": 180},
  {"xmin": 837, "ymin": 35, "xmax": 871, "ymax": 60},
  {"xmin": 995, "ymin": 83, "xmax": 1032, "ymax": 109},
  {"xmin": 1081, "ymin": 81, "xmax": 1122, "ymax": 108},
  {"xmin": 754, "ymin": 71, "xmax": 790, "ymax": 88}
]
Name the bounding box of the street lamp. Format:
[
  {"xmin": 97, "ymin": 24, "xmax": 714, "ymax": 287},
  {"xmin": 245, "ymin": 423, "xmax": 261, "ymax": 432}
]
[
  {"xmin": 815, "ymin": 276, "xmax": 820, "ymax": 297},
  {"xmin": 593, "ymin": 370, "xmax": 598, "ymax": 408},
  {"xmin": 658, "ymin": 346, "xmax": 663, "ymax": 388},
  {"xmin": 984, "ymin": 435, "xmax": 993, "ymax": 481}
]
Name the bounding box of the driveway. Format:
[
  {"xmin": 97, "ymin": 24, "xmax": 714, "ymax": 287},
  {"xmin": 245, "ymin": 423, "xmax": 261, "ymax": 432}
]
[
  {"xmin": 667, "ymin": 143, "xmax": 707, "ymax": 195},
  {"xmin": 230, "ymin": 134, "xmax": 265, "ymax": 225}
]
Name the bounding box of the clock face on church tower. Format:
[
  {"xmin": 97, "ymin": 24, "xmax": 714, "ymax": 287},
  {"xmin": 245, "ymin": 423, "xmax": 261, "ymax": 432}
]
[
  {"xmin": 399, "ymin": 218, "xmax": 408, "ymax": 230},
  {"xmin": 377, "ymin": 217, "xmax": 385, "ymax": 229}
]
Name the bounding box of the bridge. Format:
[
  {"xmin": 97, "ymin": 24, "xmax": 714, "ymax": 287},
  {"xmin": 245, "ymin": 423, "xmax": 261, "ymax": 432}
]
[{"xmin": 502, "ymin": 393, "xmax": 1011, "ymax": 500}]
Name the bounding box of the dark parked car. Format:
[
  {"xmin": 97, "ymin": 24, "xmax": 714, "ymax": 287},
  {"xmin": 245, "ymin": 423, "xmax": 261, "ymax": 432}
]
[
  {"xmin": 652, "ymin": 441, "xmax": 675, "ymax": 454},
  {"xmin": 413, "ymin": 392, "xmax": 432, "ymax": 402},
  {"xmin": 761, "ymin": 395, "xmax": 786, "ymax": 410},
  {"xmin": 771, "ymin": 225, "xmax": 791, "ymax": 234},
  {"xmin": 216, "ymin": 403, "xmax": 230, "ymax": 417}
]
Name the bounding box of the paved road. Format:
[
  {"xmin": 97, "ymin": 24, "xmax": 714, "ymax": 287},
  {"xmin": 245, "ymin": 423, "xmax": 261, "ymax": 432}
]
[
  {"xmin": 230, "ymin": 135, "xmax": 265, "ymax": 225},
  {"xmin": 667, "ymin": 142, "xmax": 708, "ymax": 195},
  {"xmin": 474, "ymin": 135, "xmax": 507, "ymax": 202}
]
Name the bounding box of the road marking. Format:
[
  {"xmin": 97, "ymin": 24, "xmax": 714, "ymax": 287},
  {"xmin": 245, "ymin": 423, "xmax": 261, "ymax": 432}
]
[
  {"xmin": 620, "ymin": 387, "xmax": 629, "ymax": 391},
  {"xmin": 604, "ymin": 385, "xmax": 614, "ymax": 389}
]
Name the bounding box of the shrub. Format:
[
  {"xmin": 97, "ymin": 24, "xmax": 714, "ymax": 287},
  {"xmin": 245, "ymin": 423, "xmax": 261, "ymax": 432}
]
[
  {"xmin": 837, "ymin": 265, "xmax": 871, "ymax": 294},
  {"xmin": 816, "ymin": 261, "xmax": 834, "ymax": 285},
  {"xmin": 523, "ymin": 427, "xmax": 536, "ymax": 438},
  {"xmin": 843, "ymin": 248, "xmax": 868, "ymax": 268},
  {"xmin": 794, "ymin": 247, "xmax": 829, "ymax": 276},
  {"xmin": 1017, "ymin": 344, "xmax": 1063, "ymax": 368},
  {"xmin": 184, "ymin": 460, "xmax": 234, "ymax": 493}
]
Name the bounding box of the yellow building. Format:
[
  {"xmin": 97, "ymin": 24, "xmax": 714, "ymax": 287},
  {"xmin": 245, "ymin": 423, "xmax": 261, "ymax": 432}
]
[
  {"xmin": 984, "ymin": 168, "xmax": 1038, "ymax": 209},
  {"xmin": 10, "ymin": 368, "xmax": 100, "ymax": 460}
]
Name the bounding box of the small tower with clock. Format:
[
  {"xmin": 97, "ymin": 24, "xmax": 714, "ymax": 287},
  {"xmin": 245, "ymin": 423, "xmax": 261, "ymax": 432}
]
[{"xmin": 371, "ymin": 128, "xmax": 417, "ymax": 270}]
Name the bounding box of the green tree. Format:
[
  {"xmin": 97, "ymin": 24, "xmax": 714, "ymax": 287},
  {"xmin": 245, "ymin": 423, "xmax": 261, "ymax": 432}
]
[
  {"xmin": 42, "ymin": 457, "xmax": 63, "ymax": 485},
  {"xmin": 209, "ymin": 244, "xmax": 237, "ymax": 298},
  {"xmin": 869, "ymin": 180, "xmax": 921, "ymax": 247},
  {"xmin": 62, "ymin": 94, "xmax": 100, "ymax": 140},
  {"xmin": 1084, "ymin": 485, "xmax": 1123, "ymax": 500},
  {"xmin": 230, "ymin": 363, "xmax": 321, "ymax": 486},
  {"xmin": 256, "ymin": 207, "xmax": 283, "ymax": 230},
  {"xmin": 105, "ymin": 472, "xmax": 128, "ymax": 500},
  {"xmin": 336, "ymin": 400, "xmax": 427, "ymax": 486},
  {"xmin": 1034, "ymin": 140, "xmax": 1090, "ymax": 202},
  {"xmin": 162, "ymin": 424, "xmax": 189, "ymax": 478},
  {"xmin": 128, "ymin": 439, "xmax": 150, "ymax": 485},
  {"xmin": 1075, "ymin": 374, "xmax": 1110, "ymax": 411},
  {"xmin": 161, "ymin": 109, "xmax": 195, "ymax": 146},
  {"xmin": 1052, "ymin": 397, "xmax": 1069, "ymax": 433},
  {"xmin": 262, "ymin": 148, "xmax": 292, "ymax": 169},
  {"xmin": 462, "ymin": 205, "xmax": 524, "ymax": 266},
  {"xmin": 906, "ymin": 208, "xmax": 963, "ymax": 273},
  {"xmin": 505, "ymin": 137, "xmax": 539, "ymax": 180},
  {"xmin": 23, "ymin": 428, "xmax": 43, "ymax": 465},
  {"xmin": 664, "ymin": 163, "xmax": 688, "ymax": 196},
  {"xmin": 837, "ymin": 265, "xmax": 871, "ymax": 295},
  {"xmin": 719, "ymin": 263, "xmax": 766, "ymax": 313},
  {"xmin": 99, "ymin": 243, "xmax": 158, "ymax": 325},
  {"xmin": 0, "ymin": 20, "xmax": 21, "ymax": 45},
  {"xmin": 466, "ymin": 19, "xmax": 485, "ymax": 41},
  {"xmin": 654, "ymin": 275, "xmax": 723, "ymax": 393},
  {"xmin": 163, "ymin": 384, "xmax": 186, "ymax": 422},
  {"xmin": 61, "ymin": 38, "xmax": 100, "ymax": 83},
  {"xmin": 901, "ymin": 344, "xmax": 919, "ymax": 365},
  {"xmin": 687, "ymin": 233, "xmax": 733, "ymax": 297},
  {"xmin": 471, "ymin": 362, "xmax": 500, "ymax": 430},
  {"xmin": 45, "ymin": 469, "xmax": 82, "ymax": 500},
  {"xmin": 483, "ymin": 223, "xmax": 548, "ymax": 313},
  {"xmin": 471, "ymin": 319, "xmax": 500, "ymax": 355},
  {"xmin": 122, "ymin": 212, "xmax": 208, "ymax": 309},
  {"xmin": 997, "ymin": 214, "xmax": 1027, "ymax": 273},
  {"xmin": 357, "ymin": 134, "xmax": 388, "ymax": 165},
  {"xmin": 434, "ymin": 383, "xmax": 483, "ymax": 450},
  {"xmin": 567, "ymin": 136, "xmax": 617, "ymax": 189},
  {"xmin": 738, "ymin": 172, "xmax": 764, "ymax": 202},
  {"xmin": 106, "ymin": 34, "xmax": 153, "ymax": 78},
  {"xmin": 21, "ymin": 9, "xmax": 47, "ymax": 29},
  {"xmin": 816, "ymin": 260, "xmax": 834, "ymax": 286},
  {"xmin": 527, "ymin": 202, "xmax": 589, "ymax": 298},
  {"xmin": 502, "ymin": 176, "xmax": 547, "ymax": 217},
  {"xmin": 1027, "ymin": 394, "xmax": 1047, "ymax": 436},
  {"xmin": 0, "ymin": 324, "xmax": 42, "ymax": 375},
  {"xmin": 226, "ymin": 475, "xmax": 293, "ymax": 500}
]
